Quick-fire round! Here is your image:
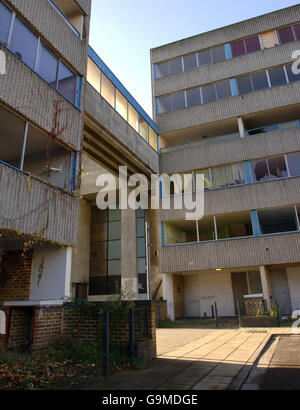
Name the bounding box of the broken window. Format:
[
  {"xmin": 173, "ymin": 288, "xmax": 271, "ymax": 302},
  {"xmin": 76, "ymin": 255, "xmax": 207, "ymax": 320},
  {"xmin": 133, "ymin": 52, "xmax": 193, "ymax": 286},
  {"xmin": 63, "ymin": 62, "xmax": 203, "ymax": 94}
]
[
  {"xmin": 198, "ymin": 216, "xmax": 216, "ymax": 242},
  {"xmin": 164, "ymin": 220, "xmax": 198, "ymax": 245},
  {"xmin": 216, "ymin": 211, "xmax": 253, "ymax": 239},
  {"xmin": 251, "ymin": 156, "xmax": 288, "ymax": 182},
  {"xmin": 258, "ymin": 206, "xmax": 298, "ymax": 234}
]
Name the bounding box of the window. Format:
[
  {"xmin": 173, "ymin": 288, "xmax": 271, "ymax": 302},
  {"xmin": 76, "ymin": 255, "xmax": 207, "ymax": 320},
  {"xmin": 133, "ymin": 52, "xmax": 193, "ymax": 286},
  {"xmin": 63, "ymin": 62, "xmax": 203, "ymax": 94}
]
[
  {"xmin": 149, "ymin": 128, "xmax": 158, "ymax": 151},
  {"xmin": 169, "ymin": 57, "xmax": 183, "ymax": 76},
  {"xmin": 216, "ymin": 211, "xmax": 253, "ymax": 239},
  {"xmin": 128, "ymin": 104, "xmax": 139, "ymax": 132},
  {"xmin": 286, "ymin": 152, "xmax": 300, "ymax": 177},
  {"xmin": 137, "ymin": 209, "xmax": 147, "ymax": 294},
  {"xmin": 268, "ymin": 66, "xmax": 287, "ymax": 87},
  {"xmin": 260, "ymin": 30, "xmax": 278, "ymax": 49},
  {"xmin": 164, "ymin": 220, "xmax": 198, "ymax": 245},
  {"xmin": 198, "ymin": 216, "xmax": 216, "ymax": 242},
  {"xmin": 183, "ymin": 53, "xmax": 197, "ymax": 71},
  {"xmin": 294, "ymin": 24, "xmax": 300, "ymax": 40},
  {"xmin": 115, "ymin": 90, "xmax": 128, "ymax": 120},
  {"xmin": 10, "ymin": 17, "xmax": 38, "ymax": 69},
  {"xmin": 195, "ymin": 169, "xmax": 211, "ymax": 191},
  {"xmin": 198, "ymin": 49, "xmax": 212, "ymax": 66},
  {"xmin": 156, "ymin": 61, "xmax": 169, "ymax": 79},
  {"xmin": 211, "ymin": 163, "xmax": 245, "ymax": 189},
  {"xmin": 277, "ymin": 26, "xmax": 295, "ymax": 44},
  {"xmin": 87, "ymin": 57, "xmax": 101, "ymax": 93},
  {"xmin": 37, "ymin": 43, "xmax": 58, "ymax": 88},
  {"xmin": 57, "ymin": 61, "xmax": 77, "ymax": 105},
  {"xmin": 23, "ymin": 125, "xmax": 71, "ymax": 189},
  {"xmin": 157, "ymin": 95, "xmax": 172, "ymax": 114},
  {"xmin": 171, "ymin": 91, "xmax": 186, "ymax": 111},
  {"xmin": 244, "ymin": 36, "xmax": 261, "ymax": 54},
  {"xmin": 231, "ymin": 40, "xmax": 246, "ymax": 58},
  {"xmin": 251, "ymin": 156, "xmax": 288, "ymax": 182},
  {"xmin": 0, "ymin": 104, "xmax": 26, "ymax": 168},
  {"xmin": 216, "ymin": 80, "xmax": 232, "ymax": 99},
  {"xmin": 211, "ymin": 45, "xmax": 226, "ymax": 63},
  {"xmin": 237, "ymin": 75, "xmax": 253, "ymax": 95},
  {"xmin": 186, "ymin": 88, "xmax": 201, "ymax": 108},
  {"xmin": 0, "ymin": 1, "xmax": 12, "ymax": 45},
  {"xmin": 201, "ymin": 84, "xmax": 217, "ymax": 104},
  {"xmin": 251, "ymin": 71, "xmax": 269, "ymax": 91},
  {"xmin": 101, "ymin": 73, "xmax": 115, "ymax": 107},
  {"xmin": 286, "ymin": 63, "xmax": 300, "ymax": 83},
  {"xmin": 139, "ymin": 117, "xmax": 149, "ymax": 141},
  {"xmin": 258, "ymin": 206, "xmax": 298, "ymax": 234}
]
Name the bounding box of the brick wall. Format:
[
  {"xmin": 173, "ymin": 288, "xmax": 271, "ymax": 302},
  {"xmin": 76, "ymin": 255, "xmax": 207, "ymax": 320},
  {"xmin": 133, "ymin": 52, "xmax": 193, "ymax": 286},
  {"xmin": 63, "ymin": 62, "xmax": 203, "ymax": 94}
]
[
  {"xmin": 0, "ymin": 250, "xmax": 33, "ymax": 306},
  {"xmin": 32, "ymin": 307, "xmax": 63, "ymax": 350},
  {"xmin": 7, "ymin": 307, "xmax": 33, "ymax": 351}
]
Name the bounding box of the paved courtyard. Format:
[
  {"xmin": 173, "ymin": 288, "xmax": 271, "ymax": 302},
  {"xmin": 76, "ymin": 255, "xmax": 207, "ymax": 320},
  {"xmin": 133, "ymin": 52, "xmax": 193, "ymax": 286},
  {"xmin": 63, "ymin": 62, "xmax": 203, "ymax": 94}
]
[{"xmin": 86, "ymin": 326, "xmax": 294, "ymax": 390}]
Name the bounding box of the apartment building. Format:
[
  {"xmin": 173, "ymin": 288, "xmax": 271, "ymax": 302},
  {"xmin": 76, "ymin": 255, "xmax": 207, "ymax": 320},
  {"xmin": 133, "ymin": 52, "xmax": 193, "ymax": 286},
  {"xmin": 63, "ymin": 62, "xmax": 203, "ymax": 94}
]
[{"xmin": 151, "ymin": 5, "xmax": 300, "ymax": 319}]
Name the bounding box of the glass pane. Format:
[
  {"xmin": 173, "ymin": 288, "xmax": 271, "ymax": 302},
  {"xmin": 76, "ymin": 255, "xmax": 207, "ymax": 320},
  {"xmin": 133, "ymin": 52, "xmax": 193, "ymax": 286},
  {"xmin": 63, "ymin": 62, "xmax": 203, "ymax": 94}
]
[
  {"xmin": 157, "ymin": 95, "xmax": 171, "ymax": 114},
  {"xmin": 186, "ymin": 87, "xmax": 201, "ymax": 108},
  {"xmin": 286, "ymin": 64, "xmax": 300, "ymax": 83},
  {"xmin": 101, "ymin": 73, "xmax": 115, "ymax": 107},
  {"xmin": 169, "ymin": 57, "xmax": 182, "ymax": 76},
  {"xmin": 211, "ymin": 45, "xmax": 226, "ymax": 63},
  {"xmin": 237, "ymin": 75, "xmax": 253, "ymax": 95},
  {"xmin": 137, "ymin": 218, "xmax": 145, "ymax": 238},
  {"xmin": 58, "ymin": 62, "xmax": 77, "ymax": 105},
  {"xmin": 115, "ymin": 90, "xmax": 128, "ymax": 120},
  {"xmin": 195, "ymin": 169, "xmax": 211, "ymax": 191},
  {"xmin": 245, "ymin": 36, "xmax": 261, "ymax": 54},
  {"xmin": 10, "ymin": 17, "xmax": 38, "ymax": 69},
  {"xmin": 24, "ymin": 125, "xmax": 71, "ymax": 189},
  {"xmin": 37, "ymin": 43, "xmax": 58, "ymax": 87},
  {"xmin": 260, "ymin": 30, "xmax": 278, "ymax": 48},
  {"xmin": 171, "ymin": 91, "xmax": 186, "ymax": 111},
  {"xmin": 251, "ymin": 71, "xmax": 269, "ymax": 91},
  {"xmin": 149, "ymin": 128, "xmax": 158, "ymax": 151},
  {"xmin": 183, "ymin": 53, "xmax": 197, "ymax": 71},
  {"xmin": 156, "ymin": 61, "xmax": 169, "ymax": 79},
  {"xmin": 108, "ymin": 240, "xmax": 121, "ymax": 260},
  {"xmin": 268, "ymin": 66, "xmax": 287, "ymax": 87},
  {"xmin": 287, "ymin": 152, "xmax": 300, "ymax": 177},
  {"xmin": 258, "ymin": 207, "xmax": 298, "ymax": 234},
  {"xmin": 0, "ymin": 104, "xmax": 25, "ymax": 168},
  {"xmin": 293, "ymin": 24, "xmax": 300, "ymax": 41},
  {"xmin": 139, "ymin": 117, "xmax": 149, "ymax": 141},
  {"xmin": 267, "ymin": 156, "xmax": 288, "ymax": 179},
  {"xmin": 137, "ymin": 237, "xmax": 146, "ymax": 257},
  {"xmin": 138, "ymin": 274, "xmax": 147, "ymax": 294},
  {"xmin": 0, "ymin": 1, "xmax": 12, "ymax": 45},
  {"xmin": 108, "ymin": 221, "xmax": 121, "ymax": 240},
  {"xmin": 128, "ymin": 104, "xmax": 139, "ymax": 132},
  {"xmin": 87, "ymin": 58, "xmax": 100, "ymax": 92},
  {"xmin": 216, "ymin": 80, "xmax": 232, "ymax": 99},
  {"xmin": 231, "ymin": 40, "xmax": 246, "ymax": 58},
  {"xmin": 251, "ymin": 159, "xmax": 269, "ymax": 182},
  {"xmin": 198, "ymin": 216, "xmax": 216, "ymax": 242},
  {"xmin": 138, "ymin": 258, "xmax": 146, "ymax": 274},
  {"xmin": 198, "ymin": 49, "xmax": 212, "ymax": 66},
  {"xmin": 108, "ymin": 260, "xmax": 121, "ymax": 276},
  {"xmin": 108, "ymin": 208, "xmax": 121, "ymax": 222},
  {"xmin": 216, "ymin": 211, "xmax": 253, "ymax": 239},
  {"xmin": 201, "ymin": 84, "xmax": 216, "ymax": 103},
  {"xmin": 278, "ymin": 26, "xmax": 295, "ymax": 44},
  {"xmin": 227, "ymin": 163, "xmax": 246, "ymax": 185},
  {"xmin": 212, "ymin": 165, "xmax": 229, "ymax": 188}
]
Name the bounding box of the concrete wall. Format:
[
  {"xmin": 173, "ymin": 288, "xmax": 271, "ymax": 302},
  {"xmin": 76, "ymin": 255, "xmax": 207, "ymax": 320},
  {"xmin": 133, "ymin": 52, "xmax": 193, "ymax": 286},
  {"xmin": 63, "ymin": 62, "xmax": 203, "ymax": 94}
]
[
  {"xmin": 184, "ymin": 272, "xmax": 235, "ymax": 317},
  {"xmin": 30, "ymin": 246, "xmax": 72, "ymax": 301},
  {"xmin": 0, "ymin": 163, "xmax": 79, "ymax": 245},
  {"xmin": 287, "ymin": 266, "xmax": 300, "ymax": 312}
]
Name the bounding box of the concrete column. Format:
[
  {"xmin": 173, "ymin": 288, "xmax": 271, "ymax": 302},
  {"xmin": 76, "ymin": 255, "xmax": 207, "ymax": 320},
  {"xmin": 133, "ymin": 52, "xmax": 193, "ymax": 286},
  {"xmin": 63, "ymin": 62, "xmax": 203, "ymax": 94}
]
[
  {"xmin": 121, "ymin": 209, "xmax": 138, "ymax": 300},
  {"xmin": 260, "ymin": 265, "xmax": 272, "ymax": 309},
  {"xmin": 162, "ymin": 273, "xmax": 175, "ymax": 321},
  {"xmin": 238, "ymin": 117, "xmax": 246, "ymax": 138}
]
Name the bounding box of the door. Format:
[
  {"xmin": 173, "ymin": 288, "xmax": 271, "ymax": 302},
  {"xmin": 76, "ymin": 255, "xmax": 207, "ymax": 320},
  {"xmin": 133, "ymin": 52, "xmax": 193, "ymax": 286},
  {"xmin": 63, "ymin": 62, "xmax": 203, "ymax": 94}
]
[
  {"xmin": 270, "ymin": 269, "xmax": 292, "ymax": 315},
  {"xmin": 231, "ymin": 272, "xmax": 248, "ymax": 315},
  {"xmin": 173, "ymin": 275, "xmax": 184, "ymax": 319}
]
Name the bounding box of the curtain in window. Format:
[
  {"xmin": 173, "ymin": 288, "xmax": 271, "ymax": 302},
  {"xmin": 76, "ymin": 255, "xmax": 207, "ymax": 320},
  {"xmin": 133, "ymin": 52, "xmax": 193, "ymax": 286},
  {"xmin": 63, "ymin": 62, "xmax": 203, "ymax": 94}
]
[{"xmin": 212, "ymin": 166, "xmax": 228, "ymax": 188}]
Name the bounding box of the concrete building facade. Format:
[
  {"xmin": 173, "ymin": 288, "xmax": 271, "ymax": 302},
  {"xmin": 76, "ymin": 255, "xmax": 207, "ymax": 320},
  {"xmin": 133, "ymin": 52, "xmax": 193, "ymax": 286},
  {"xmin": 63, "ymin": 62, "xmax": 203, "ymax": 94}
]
[{"xmin": 151, "ymin": 5, "xmax": 300, "ymax": 319}]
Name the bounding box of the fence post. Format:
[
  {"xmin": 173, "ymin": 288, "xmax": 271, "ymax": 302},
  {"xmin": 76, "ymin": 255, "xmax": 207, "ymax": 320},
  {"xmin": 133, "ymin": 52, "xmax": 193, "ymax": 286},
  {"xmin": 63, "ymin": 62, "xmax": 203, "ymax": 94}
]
[
  {"xmin": 237, "ymin": 301, "xmax": 242, "ymax": 328},
  {"xmin": 129, "ymin": 308, "xmax": 135, "ymax": 360},
  {"xmin": 103, "ymin": 310, "xmax": 110, "ymax": 377},
  {"xmin": 275, "ymin": 299, "xmax": 280, "ymax": 327},
  {"xmin": 215, "ymin": 302, "xmax": 219, "ymax": 328}
]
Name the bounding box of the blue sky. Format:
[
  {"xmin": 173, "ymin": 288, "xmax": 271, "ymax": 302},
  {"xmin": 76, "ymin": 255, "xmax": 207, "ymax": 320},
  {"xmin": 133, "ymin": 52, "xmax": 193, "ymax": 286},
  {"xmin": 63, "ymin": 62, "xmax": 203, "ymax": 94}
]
[{"xmin": 89, "ymin": 0, "xmax": 299, "ymax": 118}]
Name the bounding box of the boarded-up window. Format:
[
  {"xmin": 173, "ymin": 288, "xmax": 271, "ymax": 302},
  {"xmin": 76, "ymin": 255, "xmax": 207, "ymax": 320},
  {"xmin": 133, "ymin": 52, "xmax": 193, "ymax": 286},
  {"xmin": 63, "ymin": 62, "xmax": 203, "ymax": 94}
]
[{"xmin": 260, "ymin": 30, "xmax": 278, "ymax": 49}]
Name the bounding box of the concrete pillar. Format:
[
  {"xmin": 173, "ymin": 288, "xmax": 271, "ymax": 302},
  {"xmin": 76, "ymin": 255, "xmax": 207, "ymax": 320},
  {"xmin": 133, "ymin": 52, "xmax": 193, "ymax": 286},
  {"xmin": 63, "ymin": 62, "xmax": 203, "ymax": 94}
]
[
  {"xmin": 260, "ymin": 265, "xmax": 272, "ymax": 309},
  {"xmin": 162, "ymin": 273, "xmax": 175, "ymax": 321},
  {"xmin": 238, "ymin": 117, "xmax": 246, "ymax": 138},
  {"xmin": 121, "ymin": 209, "xmax": 138, "ymax": 300}
]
